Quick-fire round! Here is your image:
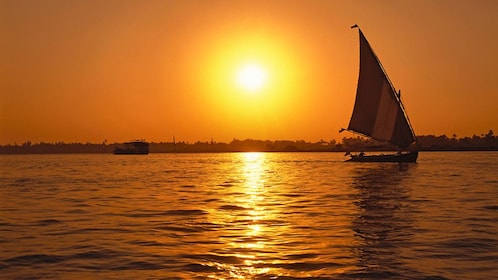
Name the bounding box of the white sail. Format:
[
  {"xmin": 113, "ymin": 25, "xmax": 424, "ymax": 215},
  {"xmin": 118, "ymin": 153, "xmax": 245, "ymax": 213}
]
[{"xmin": 348, "ymin": 29, "xmax": 416, "ymax": 149}]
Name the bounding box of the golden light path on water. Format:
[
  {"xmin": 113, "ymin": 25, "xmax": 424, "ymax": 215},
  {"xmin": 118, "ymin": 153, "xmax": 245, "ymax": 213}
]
[
  {"xmin": 202, "ymin": 152, "xmax": 358, "ymax": 279},
  {"xmin": 239, "ymin": 153, "xmax": 271, "ymax": 276},
  {"xmin": 209, "ymin": 152, "xmax": 274, "ymax": 278}
]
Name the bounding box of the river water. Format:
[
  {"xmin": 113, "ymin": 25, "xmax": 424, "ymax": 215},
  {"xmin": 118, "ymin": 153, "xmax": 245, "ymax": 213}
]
[{"xmin": 1, "ymin": 152, "xmax": 497, "ymax": 279}]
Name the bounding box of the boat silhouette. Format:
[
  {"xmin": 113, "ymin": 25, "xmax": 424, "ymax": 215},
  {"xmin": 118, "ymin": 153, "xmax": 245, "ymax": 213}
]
[
  {"xmin": 343, "ymin": 26, "xmax": 418, "ymax": 162},
  {"xmin": 113, "ymin": 140, "xmax": 149, "ymax": 155}
]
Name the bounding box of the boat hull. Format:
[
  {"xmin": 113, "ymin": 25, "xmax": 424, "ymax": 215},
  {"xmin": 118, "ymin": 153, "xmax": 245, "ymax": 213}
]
[
  {"xmin": 113, "ymin": 141, "xmax": 149, "ymax": 155},
  {"xmin": 346, "ymin": 151, "xmax": 418, "ymax": 163}
]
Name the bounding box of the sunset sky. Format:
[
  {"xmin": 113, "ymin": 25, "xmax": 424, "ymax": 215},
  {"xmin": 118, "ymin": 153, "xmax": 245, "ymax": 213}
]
[{"xmin": 1, "ymin": 0, "xmax": 497, "ymax": 145}]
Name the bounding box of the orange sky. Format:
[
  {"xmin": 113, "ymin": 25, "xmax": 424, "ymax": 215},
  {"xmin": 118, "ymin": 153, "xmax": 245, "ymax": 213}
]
[{"xmin": 1, "ymin": 0, "xmax": 497, "ymax": 145}]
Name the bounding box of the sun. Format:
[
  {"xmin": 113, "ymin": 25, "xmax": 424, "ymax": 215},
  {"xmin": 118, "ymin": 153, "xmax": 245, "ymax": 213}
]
[{"xmin": 236, "ymin": 63, "xmax": 268, "ymax": 92}]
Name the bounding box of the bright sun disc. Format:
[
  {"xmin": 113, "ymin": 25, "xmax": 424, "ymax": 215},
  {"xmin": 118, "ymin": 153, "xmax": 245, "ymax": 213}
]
[{"xmin": 236, "ymin": 64, "xmax": 268, "ymax": 92}]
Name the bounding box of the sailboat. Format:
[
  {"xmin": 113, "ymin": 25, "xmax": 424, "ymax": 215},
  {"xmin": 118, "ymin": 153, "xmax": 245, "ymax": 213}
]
[{"xmin": 343, "ymin": 25, "xmax": 418, "ymax": 162}]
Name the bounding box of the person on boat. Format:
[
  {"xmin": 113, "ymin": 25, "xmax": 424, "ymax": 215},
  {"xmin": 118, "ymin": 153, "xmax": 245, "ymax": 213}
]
[{"xmin": 359, "ymin": 151, "xmax": 365, "ymax": 157}]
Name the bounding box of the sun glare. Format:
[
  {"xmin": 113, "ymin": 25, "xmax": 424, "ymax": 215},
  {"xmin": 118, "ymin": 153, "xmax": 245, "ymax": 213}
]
[
  {"xmin": 196, "ymin": 28, "xmax": 309, "ymax": 130},
  {"xmin": 236, "ymin": 63, "xmax": 268, "ymax": 92}
]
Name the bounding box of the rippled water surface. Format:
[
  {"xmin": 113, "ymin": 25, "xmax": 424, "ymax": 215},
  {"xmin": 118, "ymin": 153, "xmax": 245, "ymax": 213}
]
[{"xmin": 1, "ymin": 152, "xmax": 497, "ymax": 279}]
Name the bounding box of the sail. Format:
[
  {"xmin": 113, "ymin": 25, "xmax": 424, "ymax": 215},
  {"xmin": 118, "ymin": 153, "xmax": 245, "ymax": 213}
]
[{"xmin": 348, "ymin": 29, "xmax": 416, "ymax": 149}]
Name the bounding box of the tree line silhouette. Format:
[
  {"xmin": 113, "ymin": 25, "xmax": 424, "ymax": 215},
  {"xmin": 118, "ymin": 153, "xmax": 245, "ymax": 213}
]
[{"xmin": 1, "ymin": 130, "xmax": 496, "ymax": 154}]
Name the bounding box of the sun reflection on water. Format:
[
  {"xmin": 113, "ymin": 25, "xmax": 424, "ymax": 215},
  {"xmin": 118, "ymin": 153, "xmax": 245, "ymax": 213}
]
[
  {"xmin": 239, "ymin": 152, "xmax": 271, "ymax": 276},
  {"xmin": 206, "ymin": 152, "xmax": 279, "ymax": 278}
]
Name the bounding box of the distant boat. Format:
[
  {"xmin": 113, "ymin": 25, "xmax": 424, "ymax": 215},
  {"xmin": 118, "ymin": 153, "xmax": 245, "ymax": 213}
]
[
  {"xmin": 113, "ymin": 140, "xmax": 149, "ymax": 155},
  {"xmin": 343, "ymin": 26, "xmax": 418, "ymax": 163}
]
